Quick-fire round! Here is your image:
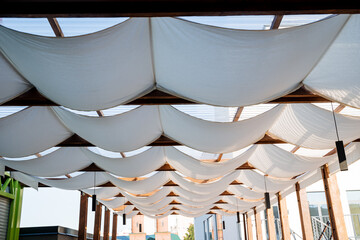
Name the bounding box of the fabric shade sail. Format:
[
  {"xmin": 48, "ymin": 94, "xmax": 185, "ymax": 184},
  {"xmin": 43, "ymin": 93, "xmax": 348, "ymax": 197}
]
[{"xmin": 0, "ymin": 15, "xmax": 357, "ymax": 110}]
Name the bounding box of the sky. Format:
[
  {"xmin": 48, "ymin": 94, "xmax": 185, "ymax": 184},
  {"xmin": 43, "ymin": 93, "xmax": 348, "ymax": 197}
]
[{"xmin": 0, "ymin": 14, "xmax": 339, "ymax": 237}]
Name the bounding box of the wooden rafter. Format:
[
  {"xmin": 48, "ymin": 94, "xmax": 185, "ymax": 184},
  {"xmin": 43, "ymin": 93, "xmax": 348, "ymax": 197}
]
[
  {"xmin": 47, "ymin": 18, "xmax": 64, "ymax": 37},
  {"xmin": 1, "ymin": 86, "xmax": 330, "ymax": 107}
]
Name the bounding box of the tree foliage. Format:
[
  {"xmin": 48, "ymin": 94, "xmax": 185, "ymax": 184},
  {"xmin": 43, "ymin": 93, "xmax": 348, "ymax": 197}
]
[{"xmin": 183, "ymin": 224, "xmax": 194, "ymax": 240}]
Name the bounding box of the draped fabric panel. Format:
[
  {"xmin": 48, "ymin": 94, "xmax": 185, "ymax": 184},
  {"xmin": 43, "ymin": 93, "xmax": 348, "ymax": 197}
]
[
  {"xmin": 0, "ymin": 107, "xmax": 72, "ymax": 158},
  {"xmin": 160, "ymin": 105, "xmax": 283, "ymax": 153},
  {"xmin": 164, "ymin": 147, "xmax": 247, "ymax": 179},
  {"xmin": 152, "ymin": 15, "xmax": 349, "ymax": 106},
  {"xmin": 38, "ymin": 172, "xmax": 109, "ymax": 190},
  {"xmin": 0, "ymin": 148, "xmax": 92, "ymax": 177},
  {"xmin": 0, "ymin": 18, "xmax": 154, "ymax": 111},
  {"xmin": 84, "ymin": 147, "xmax": 166, "ymax": 178},
  {"xmin": 106, "ymin": 172, "xmax": 169, "ymax": 195},
  {"xmin": 52, "ymin": 106, "xmax": 163, "ymax": 152},
  {"xmin": 0, "ymin": 54, "xmax": 31, "ymax": 105},
  {"xmin": 269, "ymin": 104, "xmax": 360, "ymax": 149},
  {"xmin": 304, "ymin": 15, "xmax": 360, "ymax": 109}
]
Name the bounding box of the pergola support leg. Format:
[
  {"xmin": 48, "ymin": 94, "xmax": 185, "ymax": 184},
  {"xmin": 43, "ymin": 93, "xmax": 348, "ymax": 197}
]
[
  {"xmin": 246, "ymin": 213, "xmax": 253, "ymax": 240},
  {"xmin": 103, "ymin": 208, "xmax": 110, "ymax": 240},
  {"xmin": 266, "ymin": 206, "xmax": 276, "ymax": 240},
  {"xmin": 93, "ymin": 203, "xmax": 102, "ymax": 240},
  {"xmin": 254, "ymin": 208, "xmax": 263, "ymax": 240},
  {"xmin": 295, "ymin": 183, "xmax": 314, "ymax": 240},
  {"xmin": 112, "ymin": 213, "xmax": 118, "ymax": 240},
  {"xmin": 78, "ymin": 192, "xmax": 88, "ymax": 240},
  {"xmin": 321, "ymin": 164, "xmax": 348, "ymax": 240},
  {"xmin": 277, "ymin": 193, "xmax": 291, "ymax": 240}
]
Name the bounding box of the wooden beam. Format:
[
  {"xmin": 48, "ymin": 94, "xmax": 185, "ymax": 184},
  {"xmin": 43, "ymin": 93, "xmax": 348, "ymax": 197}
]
[
  {"xmin": 93, "ymin": 203, "xmax": 102, "ymax": 240},
  {"xmin": 270, "ymin": 15, "xmax": 283, "ymax": 29},
  {"xmin": 321, "ymin": 164, "xmax": 348, "ymax": 240},
  {"xmin": 266, "ymin": 206, "xmax": 276, "ymax": 240},
  {"xmin": 216, "ymin": 214, "xmax": 224, "ymax": 240},
  {"xmin": 112, "ymin": 213, "xmax": 118, "ymax": 240},
  {"xmin": 246, "ymin": 213, "xmax": 253, "ymax": 240},
  {"xmin": 53, "ymin": 133, "xmax": 288, "ymax": 147},
  {"xmin": 242, "ymin": 214, "xmax": 248, "ymax": 240},
  {"xmin": 295, "ymin": 183, "xmax": 314, "ymax": 240},
  {"xmin": 254, "ymin": 208, "xmax": 263, "ymax": 240},
  {"xmin": 78, "ymin": 192, "xmax": 88, "ymax": 240},
  {"xmin": 47, "ymin": 18, "xmax": 64, "ymax": 37},
  {"xmin": 277, "ymin": 192, "xmax": 291, "ymax": 240},
  {"xmin": 1, "ymin": 86, "xmax": 330, "ymax": 107},
  {"xmin": 103, "ymin": 208, "xmax": 111, "ymax": 240},
  {"xmin": 1, "ymin": 1, "xmax": 360, "ymax": 17}
]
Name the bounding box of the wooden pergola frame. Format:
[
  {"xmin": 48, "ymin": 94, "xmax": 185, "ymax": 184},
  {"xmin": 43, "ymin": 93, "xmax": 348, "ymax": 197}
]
[{"xmin": 1, "ymin": 13, "xmax": 352, "ymax": 240}]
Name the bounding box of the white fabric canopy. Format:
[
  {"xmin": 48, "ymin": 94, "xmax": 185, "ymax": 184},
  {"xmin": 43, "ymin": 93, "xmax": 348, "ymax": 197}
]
[
  {"xmin": 304, "ymin": 15, "xmax": 360, "ymax": 109},
  {"xmin": 160, "ymin": 105, "xmax": 283, "ymax": 153},
  {"xmin": 38, "ymin": 172, "xmax": 109, "ymax": 190},
  {"xmin": 236, "ymin": 170, "xmax": 295, "ymax": 193},
  {"xmin": 52, "ymin": 105, "xmax": 282, "ymax": 153},
  {"xmin": 165, "ymin": 147, "xmax": 247, "ymax": 179},
  {"xmin": 52, "ymin": 106, "xmax": 162, "ymax": 152},
  {"xmin": 269, "ymin": 104, "xmax": 360, "ymax": 149},
  {"xmin": 247, "ymin": 144, "xmax": 330, "ymax": 178},
  {"xmin": 84, "ymin": 147, "xmax": 166, "ymax": 178},
  {"xmin": 0, "ymin": 18, "xmax": 154, "ymax": 111},
  {"xmin": 0, "ymin": 147, "xmax": 91, "ymax": 177},
  {"xmin": 153, "ymin": 15, "xmax": 348, "ymax": 106},
  {"xmin": 0, "ymin": 107, "xmax": 72, "ymax": 158},
  {"xmin": 0, "ymin": 15, "xmax": 354, "ymax": 110},
  {"xmin": 106, "ymin": 172, "xmax": 169, "ymax": 195}
]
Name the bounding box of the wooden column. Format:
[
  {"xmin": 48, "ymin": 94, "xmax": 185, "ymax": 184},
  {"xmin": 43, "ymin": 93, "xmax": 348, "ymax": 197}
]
[
  {"xmin": 295, "ymin": 183, "xmax": 314, "ymax": 240},
  {"xmin": 93, "ymin": 203, "xmax": 103, "ymax": 240},
  {"xmin": 216, "ymin": 214, "xmax": 224, "ymax": 240},
  {"xmin": 321, "ymin": 164, "xmax": 348, "ymax": 240},
  {"xmin": 112, "ymin": 213, "xmax": 118, "ymax": 240},
  {"xmin": 243, "ymin": 214, "xmax": 248, "ymax": 240},
  {"xmin": 253, "ymin": 208, "xmax": 263, "ymax": 240},
  {"xmin": 78, "ymin": 192, "xmax": 88, "ymax": 240},
  {"xmin": 246, "ymin": 213, "xmax": 253, "ymax": 240},
  {"xmin": 266, "ymin": 206, "xmax": 276, "ymax": 240},
  {"xmin": 103, "ymin": 208, "xmax": 111, "ymax": 240},
  {"xmin": 277, "ymin": 193, "xmax": 291, "ymax": 240}
]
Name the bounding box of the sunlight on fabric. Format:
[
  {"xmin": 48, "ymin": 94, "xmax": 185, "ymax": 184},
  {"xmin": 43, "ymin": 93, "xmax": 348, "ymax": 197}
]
[{"xmin": 56, "ymin": 18, "xmax": 129, "ymax": 36}]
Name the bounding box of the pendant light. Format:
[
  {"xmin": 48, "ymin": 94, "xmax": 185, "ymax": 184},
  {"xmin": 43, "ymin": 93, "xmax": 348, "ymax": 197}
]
[
  {"xmin": 92, "ymin": 172, "xmax": 97, "ymax": 211},
  {"xmin": 331, "ymin": 102, "xmax": 348, "ymax": 171}
]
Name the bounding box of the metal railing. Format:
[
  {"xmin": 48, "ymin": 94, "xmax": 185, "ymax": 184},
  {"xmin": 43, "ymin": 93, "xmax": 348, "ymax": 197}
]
[{"xmin": 311, "ymin": 216, "xmax": 332, "ymax": 240}]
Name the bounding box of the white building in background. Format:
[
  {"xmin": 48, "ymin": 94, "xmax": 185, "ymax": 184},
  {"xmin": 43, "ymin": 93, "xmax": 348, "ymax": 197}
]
[{"xmin": 194, "ymin": 158, "xmax": 360, "ymax": 240}]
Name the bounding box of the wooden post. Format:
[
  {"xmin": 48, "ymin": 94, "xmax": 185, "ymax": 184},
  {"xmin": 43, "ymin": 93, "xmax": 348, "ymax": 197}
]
[
  {"xmin": 243, "ymin": 214, "xmax": 248, "ymax": 240},
  {"xmin": 246, "ymin": 213, "xmax": 253, "ymax": 240},
  {"xmin": 277, "ymin": 193, "xmax": 291, "ymax": 240},
  {"xmin": 266, "ymin": 206, "xmax": 276, "ymax": 240},
  {"xmin": 78, "ymin": 192, "xmax": 88, "ymax": 240},
  {"xmin": 112, "ymin": 213, "xmax": 118, "ymax": 240},
  {"xmin": 216, "ymin": 214, "xmax": 224, "ymax": 240},
  {"xmin": 103, "ymin": 208, "xmax": 110, "ymax": 240},
  {"xmin": 321, "ymin": 164, "xmax": 348, "ymax": 240},
  {"xmin": 295, "ymin": 183, "xmax": 314, "ymax": 240},
  {"xmin": 253, "ymin": 208, "xmax": 263, "ymax": 240},
  {"xmin": 93, "ymin": 203, "xmax": 102, "ymax": 240}
]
